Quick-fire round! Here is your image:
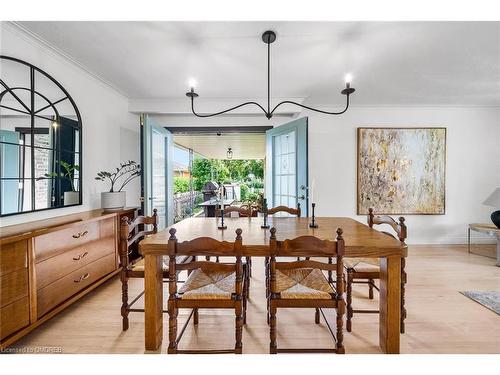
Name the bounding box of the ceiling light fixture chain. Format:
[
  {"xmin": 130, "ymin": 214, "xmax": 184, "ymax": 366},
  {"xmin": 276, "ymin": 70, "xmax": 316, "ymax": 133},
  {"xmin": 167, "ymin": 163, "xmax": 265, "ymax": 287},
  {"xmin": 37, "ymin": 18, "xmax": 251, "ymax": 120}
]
[{"xmin": 186, "ymin": 30, "xmax": 355, "ymax": 120}]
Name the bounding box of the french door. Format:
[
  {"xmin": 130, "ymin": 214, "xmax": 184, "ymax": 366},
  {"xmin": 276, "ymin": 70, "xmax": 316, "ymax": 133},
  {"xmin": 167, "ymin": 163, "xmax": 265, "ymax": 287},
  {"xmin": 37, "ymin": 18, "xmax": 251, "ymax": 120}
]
[
  {"xmin": 265, "ymin": 117, "xmax": 308, "ymax": 217},
  {"xmin": 142, "ymin": 115, "xmax": 173, "ymax": 229}
]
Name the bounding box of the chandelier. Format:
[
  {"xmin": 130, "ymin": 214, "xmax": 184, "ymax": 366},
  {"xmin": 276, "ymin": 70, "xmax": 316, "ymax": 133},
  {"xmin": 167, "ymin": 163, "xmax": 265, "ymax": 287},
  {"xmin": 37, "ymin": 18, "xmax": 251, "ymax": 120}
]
[{"xmin": 186, "ymin": 30, "xmax": 355, "ymax": 120}]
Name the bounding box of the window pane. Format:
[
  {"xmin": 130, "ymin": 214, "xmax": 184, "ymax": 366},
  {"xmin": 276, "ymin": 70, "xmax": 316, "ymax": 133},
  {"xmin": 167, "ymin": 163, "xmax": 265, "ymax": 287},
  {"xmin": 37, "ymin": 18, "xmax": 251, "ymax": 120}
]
[
  {"xmin": 289, "ymin": 176, "xmax": 296, "ymax": 196},
  {"xmin": 288, "ymin": 153, "xmax": 296, "ymax": 174},
  {"xmin": 35, "ymin": 178, "xmax": 53, "ymax": 210},
  {"xmin": 281, "ymin": 133, "xmax": 289, "ymax": 154},
  {"xmin": 281, "ymin": 176, "xmax": 288, "ymax": 196},
  {"xmin": 1, "ymin": 178, "xmax": 32, "ymax": 214},
  {"xmin": 34, "ymin": 147, "xmax": 55, "ymax": 178}
]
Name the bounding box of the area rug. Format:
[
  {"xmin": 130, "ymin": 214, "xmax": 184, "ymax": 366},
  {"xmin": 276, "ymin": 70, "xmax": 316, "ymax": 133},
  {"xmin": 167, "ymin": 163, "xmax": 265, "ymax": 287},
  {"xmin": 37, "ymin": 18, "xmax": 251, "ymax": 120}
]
[{"xmin": 460, "ymin": 291, "xmax": 500, "ymax": 315}]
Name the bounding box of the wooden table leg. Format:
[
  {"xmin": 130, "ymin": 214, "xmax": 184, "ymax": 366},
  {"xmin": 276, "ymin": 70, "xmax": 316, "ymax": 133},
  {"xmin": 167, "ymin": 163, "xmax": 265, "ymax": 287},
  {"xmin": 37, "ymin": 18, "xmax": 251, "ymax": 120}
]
[
  {"xmin": 379, "ymin": 256, "xmax": 401, "ymax": 354},
  {"xmin": 144, "ymin": 254, "xmax": 163, "ymax": 351}
]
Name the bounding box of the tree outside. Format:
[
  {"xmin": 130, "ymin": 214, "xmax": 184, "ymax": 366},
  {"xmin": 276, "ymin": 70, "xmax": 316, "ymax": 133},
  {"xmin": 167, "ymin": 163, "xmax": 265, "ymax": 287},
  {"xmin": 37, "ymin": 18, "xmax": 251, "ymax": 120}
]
[
  {"xmin": 174, "ymin": 158, "xmax": 264, "ymax": 203},
  {"xmin": 189, "ymin": 158, "xmax": 263, "ymax": 190}
]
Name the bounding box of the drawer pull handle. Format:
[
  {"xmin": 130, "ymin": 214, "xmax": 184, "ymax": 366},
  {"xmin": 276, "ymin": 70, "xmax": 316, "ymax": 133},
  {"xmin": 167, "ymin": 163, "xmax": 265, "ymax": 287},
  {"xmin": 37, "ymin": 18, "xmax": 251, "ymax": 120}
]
[
  {"xmin": 72, "ymin": 251, "xmax": 88, "ymax": 261},
  {"xmin": 72, "ymin": 230, "xmax": 89, "ymax": 239},
  {"xmin": 74, "ymin": 273, "xmax": 90, "ymax": 283}
]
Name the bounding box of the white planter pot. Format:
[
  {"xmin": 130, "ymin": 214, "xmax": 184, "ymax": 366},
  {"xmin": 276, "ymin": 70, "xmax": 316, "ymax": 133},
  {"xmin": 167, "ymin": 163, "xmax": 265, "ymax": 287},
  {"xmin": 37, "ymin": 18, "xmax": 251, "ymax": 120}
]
[
  {"xmin": 64, "ymin": 191, "xmax": 80, "ymax": 206},
  {"xmin": 101, "ymin": 191, "xmax": 126, "ymax": 210}
]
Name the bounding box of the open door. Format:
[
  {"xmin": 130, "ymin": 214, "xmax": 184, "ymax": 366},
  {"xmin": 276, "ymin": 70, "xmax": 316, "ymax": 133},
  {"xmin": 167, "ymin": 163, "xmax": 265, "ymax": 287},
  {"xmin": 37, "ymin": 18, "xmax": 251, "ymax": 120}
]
[
  {"xmin": 142, "ymin": 115, "xmax": 173, "ymax": 229},
  {"xmin": 265, "ymin": 117, "xmax": 308, "ymax": 217}
]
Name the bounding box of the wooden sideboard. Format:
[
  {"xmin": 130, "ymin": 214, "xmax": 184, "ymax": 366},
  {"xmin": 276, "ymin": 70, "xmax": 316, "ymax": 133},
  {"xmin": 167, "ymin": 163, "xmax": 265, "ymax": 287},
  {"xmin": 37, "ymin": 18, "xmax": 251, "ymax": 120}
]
[{"xmin": 0, "ymin": 208, "xmax": 138, "ymax": 349}]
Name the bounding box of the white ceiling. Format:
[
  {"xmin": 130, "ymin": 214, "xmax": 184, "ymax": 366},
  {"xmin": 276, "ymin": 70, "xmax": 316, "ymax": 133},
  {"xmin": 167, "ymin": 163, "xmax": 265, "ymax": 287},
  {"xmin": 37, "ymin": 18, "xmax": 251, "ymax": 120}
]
[
  {"xmin": 13, "ymin": 21, "xmax": 500, "ymax": 106},
  {"xmin": 174, "ymin": 133, "xmax": 265, "ymax": 160}
]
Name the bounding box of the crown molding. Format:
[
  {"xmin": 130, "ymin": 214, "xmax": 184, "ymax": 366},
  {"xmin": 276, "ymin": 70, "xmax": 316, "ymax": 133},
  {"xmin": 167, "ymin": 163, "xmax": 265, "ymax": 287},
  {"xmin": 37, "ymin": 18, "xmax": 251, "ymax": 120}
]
[{"xmin": 3, "ymin": 21, "xmax": 128, "ymax": 98}]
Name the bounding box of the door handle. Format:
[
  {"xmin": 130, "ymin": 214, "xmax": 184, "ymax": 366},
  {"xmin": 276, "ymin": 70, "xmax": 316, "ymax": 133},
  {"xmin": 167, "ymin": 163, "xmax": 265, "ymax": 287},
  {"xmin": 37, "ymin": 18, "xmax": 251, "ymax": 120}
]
[
  {"xmin": 148, "ymin": 197, "xmax": 157, "ymax": 201},
  {"xmin": 298, "ymin": 195, "xmax": 306, "ymax": 200}
]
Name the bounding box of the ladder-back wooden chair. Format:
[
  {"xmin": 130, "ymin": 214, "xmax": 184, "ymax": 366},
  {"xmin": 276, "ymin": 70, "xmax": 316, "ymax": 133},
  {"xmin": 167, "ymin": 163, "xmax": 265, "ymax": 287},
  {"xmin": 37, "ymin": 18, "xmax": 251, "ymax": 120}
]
[
  {"xmin": 264, "ymin": 204, "xmax": 302, "ymax": 294},
  {"xmin": 167, "ymin": 228, "xmax": 247, "ymax": 354},
  {"xmin": 345, "ymin": 208, "xmax": 407, "ymax": 333},
  {"xmin": 119, "ymin": 209, "xmax": 194, "ymax": 331},
  {"xmin": 267, "ymin": 203, "xmax": 301, "ymax": 217},
  {"xmin": 267, "ymin": 227, "xmax": 346, "ymax": 354}
]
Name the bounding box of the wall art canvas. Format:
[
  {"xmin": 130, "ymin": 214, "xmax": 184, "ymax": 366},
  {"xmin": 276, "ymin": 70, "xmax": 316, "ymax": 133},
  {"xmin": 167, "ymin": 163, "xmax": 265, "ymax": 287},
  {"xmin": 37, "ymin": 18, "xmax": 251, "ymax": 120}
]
[{"xmin": 357, "ymin": 127, "xmax": 446, "ymax": 215}]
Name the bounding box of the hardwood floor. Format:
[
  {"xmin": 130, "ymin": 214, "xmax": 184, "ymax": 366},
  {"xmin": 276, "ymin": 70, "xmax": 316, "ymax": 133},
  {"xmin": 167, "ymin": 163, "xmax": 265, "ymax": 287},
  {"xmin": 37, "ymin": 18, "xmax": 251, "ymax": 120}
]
[{"xmin": 11, "ymin": 245, "xmax": 500, "ymax": 354}]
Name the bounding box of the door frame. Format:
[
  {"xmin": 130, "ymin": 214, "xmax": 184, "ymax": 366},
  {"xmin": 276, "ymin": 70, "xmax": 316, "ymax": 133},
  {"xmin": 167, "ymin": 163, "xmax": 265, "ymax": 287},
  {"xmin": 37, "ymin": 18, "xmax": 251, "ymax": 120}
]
[
  {"xmin": 141, "ymin": 114, "xmax": 174, "ymax": 227},
  {"xmin": 265, "ymin": 117, "xmax": 308, "ymax": 217}
]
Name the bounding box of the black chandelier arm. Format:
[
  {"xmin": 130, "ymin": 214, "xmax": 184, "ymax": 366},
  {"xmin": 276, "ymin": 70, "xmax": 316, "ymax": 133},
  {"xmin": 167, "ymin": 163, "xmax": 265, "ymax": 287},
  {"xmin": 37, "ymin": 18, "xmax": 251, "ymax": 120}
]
[
  {"xmin": 190, "ymin": 96, "xmax": 269, "ymax": 118},
  {"xmin": 269, "ymin": 94, "xmax": 351, "ymax": 117}
]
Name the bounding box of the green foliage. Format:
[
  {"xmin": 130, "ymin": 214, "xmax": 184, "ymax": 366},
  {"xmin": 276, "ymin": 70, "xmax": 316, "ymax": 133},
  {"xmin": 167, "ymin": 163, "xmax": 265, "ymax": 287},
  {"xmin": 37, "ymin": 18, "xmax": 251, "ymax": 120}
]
[
  {"xmin": 240, "ymin": 184, "xmax": 249, "ymax": 202},
  {"xmin": 174, "ymin": 176, "xmax": 190, "ymax": 194},
  {"xmin": 44, "ymin": 161, "xmax": 80, "ymax": 192},
  {"xmin": 191, "ymin": 158, "xmax": 264, "ymax": 191},
  {"xmin": 246, "ymin": 192, "xmax": 260, "ymax": 204},
  {"xmin": 248, "ymin": 179, "xmax": 264, "ymax": 189}
]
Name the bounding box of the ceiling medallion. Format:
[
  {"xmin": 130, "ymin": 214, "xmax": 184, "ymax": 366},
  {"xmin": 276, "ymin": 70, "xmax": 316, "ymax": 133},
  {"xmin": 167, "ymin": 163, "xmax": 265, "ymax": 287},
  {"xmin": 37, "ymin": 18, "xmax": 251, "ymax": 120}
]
[{"xmin": 186, "ymin": 30, "xmax": 355, "ymax": 120}]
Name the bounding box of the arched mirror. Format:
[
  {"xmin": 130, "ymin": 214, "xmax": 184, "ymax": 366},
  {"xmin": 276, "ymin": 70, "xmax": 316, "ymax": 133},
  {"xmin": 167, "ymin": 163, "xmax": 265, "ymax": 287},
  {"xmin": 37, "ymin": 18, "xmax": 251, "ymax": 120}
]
[{"xmin": 0, "ymin": 56, "xmax": 83, "ymax": 216}]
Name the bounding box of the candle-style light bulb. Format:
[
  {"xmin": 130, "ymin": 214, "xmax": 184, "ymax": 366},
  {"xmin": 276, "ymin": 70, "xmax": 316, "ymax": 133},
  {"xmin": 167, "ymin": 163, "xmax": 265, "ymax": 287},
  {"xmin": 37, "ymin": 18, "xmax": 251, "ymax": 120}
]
[
  {"xmin": 344, "ymin": 73, "xmax": 353, "ymax": 89},
  {"xmin": 188, "ymin": 78, "xmax": 197, "ymax": 90}
]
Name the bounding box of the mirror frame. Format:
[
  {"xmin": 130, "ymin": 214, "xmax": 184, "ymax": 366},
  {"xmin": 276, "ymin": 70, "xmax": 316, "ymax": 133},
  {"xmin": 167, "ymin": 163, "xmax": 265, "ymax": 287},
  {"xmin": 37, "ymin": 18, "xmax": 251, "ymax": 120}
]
[{"xmin": 0, "ymin": 55, "xmax": 83, "ymax": 217}]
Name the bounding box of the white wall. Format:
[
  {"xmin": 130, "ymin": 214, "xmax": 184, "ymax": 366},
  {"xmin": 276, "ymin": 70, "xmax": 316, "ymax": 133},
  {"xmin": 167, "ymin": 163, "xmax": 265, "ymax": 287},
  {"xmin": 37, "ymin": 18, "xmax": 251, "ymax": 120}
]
[
  {"xmin": 302, "ymin": 106, "xmax": 500, "ymax": 244},
  {"xmin": 0, "ymin": 23, "xmax": 141, "ymax": 227}
]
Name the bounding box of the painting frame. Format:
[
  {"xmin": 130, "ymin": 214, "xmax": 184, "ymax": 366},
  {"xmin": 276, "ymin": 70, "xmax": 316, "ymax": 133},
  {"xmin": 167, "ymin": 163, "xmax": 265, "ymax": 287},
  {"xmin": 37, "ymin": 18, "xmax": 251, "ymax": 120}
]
[{"xmin": 356, "ymin": 127, "xmax": 447, "ymax": 215}]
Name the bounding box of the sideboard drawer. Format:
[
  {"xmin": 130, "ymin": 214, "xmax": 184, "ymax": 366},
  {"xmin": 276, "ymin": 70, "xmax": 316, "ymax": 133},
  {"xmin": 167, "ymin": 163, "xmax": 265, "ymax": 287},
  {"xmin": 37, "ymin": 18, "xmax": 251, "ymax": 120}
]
[
  {"xmin": 0, "ymin": 297, "xmax": 30, "ymax": 340},
  {"xmin": 0, "ymin": 269, "xmax": 29, "ymax": 307},
  {"xmin": 36, "ymin": 237, "xmax": 116, "ymax": 290},
  {"xmin": 0, "ymin": 240, "xmax": 27, "ymax": 277},
  {"xmin": 34, "ymin": 220, "xmax": 110, "ymax": 262},
  {"xmin": 37, "ymin": 252, "xmax": 116, "ymax": 318}
]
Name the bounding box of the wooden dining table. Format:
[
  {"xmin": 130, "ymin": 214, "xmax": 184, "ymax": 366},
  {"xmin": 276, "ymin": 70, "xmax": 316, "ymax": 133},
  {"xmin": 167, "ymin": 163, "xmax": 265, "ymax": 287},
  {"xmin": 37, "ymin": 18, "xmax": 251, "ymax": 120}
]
[{"xmin": 139, "ymin": 216, "xmax": 407, "ymax": 354}]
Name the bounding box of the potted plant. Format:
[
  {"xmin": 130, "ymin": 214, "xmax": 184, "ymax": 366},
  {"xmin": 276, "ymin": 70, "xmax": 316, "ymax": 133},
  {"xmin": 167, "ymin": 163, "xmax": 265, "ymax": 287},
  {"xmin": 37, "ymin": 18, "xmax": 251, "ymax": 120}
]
[
  {"xmin": 44, "ymin": 161, "xmax": 80, "ymax": 206},
  {"xmin": 95, "ymin": 160, "xmax": 141, "ymax": 210}
]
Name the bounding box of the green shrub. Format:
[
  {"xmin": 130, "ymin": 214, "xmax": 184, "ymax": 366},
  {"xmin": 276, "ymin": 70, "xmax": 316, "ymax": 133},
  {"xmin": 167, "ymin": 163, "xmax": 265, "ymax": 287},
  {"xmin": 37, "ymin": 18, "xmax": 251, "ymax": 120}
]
[
  {"xmin": 240, "ymin": 184, "xmax": 249, "ymax": 202},
  {"xmin": 246, "ymin": 192, "xmax": 260, "ymax": 204},
  {"xmin": 249, "ymin": 179, "xmax": 264, "ymax": 189},
  {"xmin": 174, "ymin": 176, "xmax": 190, "ymax": 194}
]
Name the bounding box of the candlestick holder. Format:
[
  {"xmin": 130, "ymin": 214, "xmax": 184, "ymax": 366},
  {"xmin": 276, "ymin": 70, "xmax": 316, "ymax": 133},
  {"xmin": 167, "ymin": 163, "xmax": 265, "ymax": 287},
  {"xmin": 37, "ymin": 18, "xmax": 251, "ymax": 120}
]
[
  {"xmin": 261, "ymin": 198, "xmax": 270, "ymax": 229},
  {"xmin": 218, "ymin": 209, "xmax": 227, "ymax": 230},
  {"xmin": 309, "ymin": 202, "xmax": 318, "ymax": 228}
]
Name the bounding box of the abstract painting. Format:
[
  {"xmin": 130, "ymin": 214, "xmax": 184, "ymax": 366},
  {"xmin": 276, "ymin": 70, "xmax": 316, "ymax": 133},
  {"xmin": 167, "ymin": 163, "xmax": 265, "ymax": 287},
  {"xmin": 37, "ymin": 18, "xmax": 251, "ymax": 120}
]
[{"xmin": 357, "ymin": 127, "xmax": 446, "ymax": 215}]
